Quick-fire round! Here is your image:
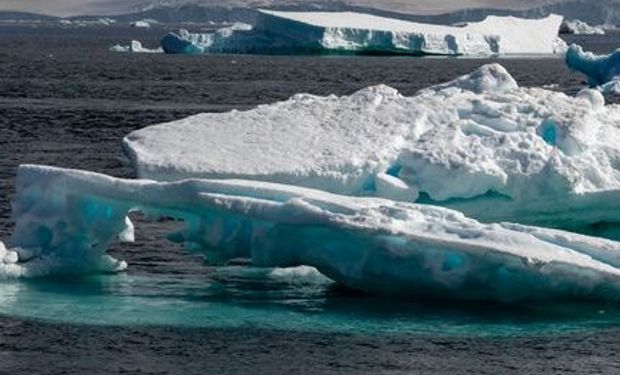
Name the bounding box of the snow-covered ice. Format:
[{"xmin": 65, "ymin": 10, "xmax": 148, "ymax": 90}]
[
  {"xmin": 566, "ymin": 44, "xmax": 620, "ymax": 94},
  {"xmin": 5, "ymin": 164, "xmax": 620, "ymax": 302},
  {"xmin": 161, "ymin": 10, "xmax": 565, "ymax": 56},
  {"xmin": 110, "ymin": 40, "xmax": 163, "ymax": 53},
  {"xmin": 124, "ymin": 63, "xmax": 620, "ymax": 230},
  {"xmin": 560, "ymin": 19, "xmax": 605, "ymax": 35}
]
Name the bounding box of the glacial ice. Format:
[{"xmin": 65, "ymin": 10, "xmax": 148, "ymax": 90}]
[
  {"xmin": 109, "ymin": 40, "xmax": 163, "ymax": 53},
  {"xmin": 124, "ymin": 63, "xmax": 620, "ymax": 230},
  {"xmin": 5, "ymin": 164, "xmax": 620, "ymax": 302},
  {"xmin": 160, "ymin": 10, "xmax": 565, "ymax": 56},
  {"xmin": 560, "ymin": 19, "xmax": 605, "ymax": 35},
  {"xmin": 566, "ymin": 44, "xmax": 620, "ymax": 93}
]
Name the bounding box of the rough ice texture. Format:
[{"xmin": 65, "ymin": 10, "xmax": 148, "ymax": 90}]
[
  {"xmin": 109, "ymin": 40, "xmax": 163, "ymax": 53},
  {"xmin": 560, "ymin": 19, "xmax": 605, "ymax": 35},
  {"xmin": 124, "ymin": 63, "xmax": 620, "ymax": 231},
  {"xmin": 566, "ymin": 44, "xmax": 620, "ymax": 93},
  {"xmin": 6, "ymin": 164, "xmax": 620, "ymax": 302},
  {"xmin": 160, "ymin": 10, "xmax": 565, "ymax": 56}
]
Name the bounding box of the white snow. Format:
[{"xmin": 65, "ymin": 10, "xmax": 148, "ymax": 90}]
[
  {"xmin": 124, "ymin": 63, "xmax": 620, "ymax": 230},
  {"xmin": 110, "ymin": 40, "xmax": 163, "ymax": 53},
  {"xmin": 160, "ymin": 10, "xmax": 565, "ymax": 56},
  {"xmin": 560, "ymin": 19, "xmax": 605, "ymax": 35},
  {"xmin": 5, "ymin": 164, "xmax": 620, "ymax": 301}
]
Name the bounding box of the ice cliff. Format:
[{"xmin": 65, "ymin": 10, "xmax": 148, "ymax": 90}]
[
  {"xmin": 124, "ymin": 64, "xmax": 620, "ymax": 231},
  {"xmin": 4, "ymin": 164, "xmax": 620, "ymax": 302},
  {"xmin": 161, "ymin": 10, "xmax": 565, "ymax": 56},
  {"xmin": 566, "ymin": 44, "xmax": 620, "ymax": 94}
]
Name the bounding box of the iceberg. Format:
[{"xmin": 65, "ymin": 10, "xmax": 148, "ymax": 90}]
[
  {"xmin": 560, "ymin": 19, "xmax": 605, "ymax": 35},
  {"xmin": 130, "ymin": 20, "xmax": 151, "ymax": 28},
  {"xmin": 124, "ymin": 63, "xmax": 620, "ymax": 231},
  {"xmin": 161, "ymin": 23, "xmax": 253, "ymax": 54},
  {"xmin": 5, "ymin": 164, "xmax": 620, "ymax": 302},
  {"xmin": 161, "ymin": 10, "xmax": 565, "ymax": 56},
  {"xmin": 109, "ymin": 40, "xmax": 163, "ymax": 53},
  {"xmin": 566, "ymin": 44, "xmax": 620, "ymax": 94}
]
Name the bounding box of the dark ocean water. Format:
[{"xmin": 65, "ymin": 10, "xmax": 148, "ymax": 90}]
[{"xmin": 1, "ymin": 24, "xmax": 620, "ymax": 374}]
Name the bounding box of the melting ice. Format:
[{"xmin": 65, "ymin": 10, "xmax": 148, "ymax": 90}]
[
  {"xmin": 3, "ymin": 64, "xmax": 620, "ymax": 303},
  {"xmin": 566, "ymin": 44, "xmax": 620, "ymax": 93},
  {"xmin": 3, "ymin": 165, "xmax": 620, "ymax": 302}
]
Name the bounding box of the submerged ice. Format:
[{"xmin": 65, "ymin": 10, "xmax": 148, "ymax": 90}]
[
  {"xmin": 5, "ymin": 164, "xmax": 620, "ymax": 302},
  {"xmin": 161, "ymin": 10, "xmax": 565, "ymax": 56},
  {"xmin": 124, "ymin": 63, "xmax": 620, "ymax": 230},
  {"xmin": 566, "ymin": 44, "xmax": 620, "ymax": 94}
]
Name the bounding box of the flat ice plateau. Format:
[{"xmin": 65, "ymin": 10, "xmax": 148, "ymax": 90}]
[
  {"xmin": 4, "ymin": 164, "xmax": 620, "ymax": 302},
  {"xmin": 125, "ymin": 63, "xmax": 620, "ymax": 231},
  {"xmin": 566, "ymin": 44, "xmax": 620, "ymax": 94},
  {"xmin": 161, "ymin": 10, "xmax": 565, "ymax": 56}
]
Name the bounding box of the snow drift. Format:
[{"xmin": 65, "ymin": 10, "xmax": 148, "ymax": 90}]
[
  {"xmin": 161, "ymin": 10, "xmax": 565, "ymax": 56},
  {"xmin": 124, "ymin": 63, "xmax": 620, "ymax": 231},
  {"xmin": 566, "ymin": 44, "xmax": 620, "ymax": 94},
  {"xmin": 4, "ymin": 164, "xmax": 620, "ymax": 302}
]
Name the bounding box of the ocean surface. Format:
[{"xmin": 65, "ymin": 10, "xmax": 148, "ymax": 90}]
[{"xmin": 1, "ymin": 24, "xmax": 620, "ymax": 374}]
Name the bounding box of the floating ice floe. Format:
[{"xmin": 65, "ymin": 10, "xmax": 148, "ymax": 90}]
[
  {"xmin": 109, "ymin": 40, "xmax": 163, "ymax": 53},
  {"xmin": 59, "ymin": 18, "xmax": 116, "ymax": 27},
  {"xmin": 161, "ymin": 10, "xmax": 565, "ymax": 56},
  {"xmin": 4, "ymin": 164, "xmax": 620, "ymax": 302},
  {"xmin": 131, "ymin": 20, "xmax": 151, "ymax": 28},
  {"xmin": 124, "ymin": 63, "xmax": 620, "ymax": 231},
  {"xmin": 566, "ymin": 44, "xmax": 620, "ymax": 94},
  {"xmin": 560, "ymin": 19, "xmax": 605, "ymax": 35}
]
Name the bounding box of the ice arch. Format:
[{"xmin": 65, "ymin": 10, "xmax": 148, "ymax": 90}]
[{"xmin": 4, "ymin": 165, "xmax": 620, "ymax": 302}]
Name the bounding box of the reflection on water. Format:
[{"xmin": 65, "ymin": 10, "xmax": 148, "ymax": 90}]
[{"xmin": 1, "ymin": 265, "xmax": 619, "ymax": 337}]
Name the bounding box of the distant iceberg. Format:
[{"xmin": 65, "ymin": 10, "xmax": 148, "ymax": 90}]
[
  {"xmin": 566, "ymin": 44, "xmax": 620, "ymax": 93},
  {"xmin": 161, "ymin": 10, "xmax": 565, "ymax": 56},
  {"xmin": 130, "ymin": 20, "xmax": 151, "ymax": 28},
  {"xmin": 110, "ymin": 40, "xmax": 163, "ymax": 53},
  {"xmin": 5, "ymin": 164, "xmax": 620, "ymax": 302},
  {"xmin": 560, "ymin": 19, "xmax": 605, "ymax": 35},
  {"xmin": 124, "ymin": 64, "xmax": 620, "ymax": 231}
]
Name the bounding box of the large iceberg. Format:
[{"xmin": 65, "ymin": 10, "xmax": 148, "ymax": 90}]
[
  {"xmin": 124, "ymin": 64, "xmax": 620, "ymax": 231},
  {"xmin": 161, "ymin": 10, "xmax": 565, "ymax": 56},
  {"xmin": 4, "ymin": 164, "xmax": 620, "ymax": 302},
  {"xmin": 566, "ymin": 44, "xmax": 620, "ymax": 94}
]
